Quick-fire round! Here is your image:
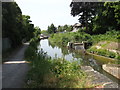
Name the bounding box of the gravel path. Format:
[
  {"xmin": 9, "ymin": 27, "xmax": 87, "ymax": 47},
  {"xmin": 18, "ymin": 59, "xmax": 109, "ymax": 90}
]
[{"xmin": 2, "ymin": 43, "xmax": 29, "ymax": 88}]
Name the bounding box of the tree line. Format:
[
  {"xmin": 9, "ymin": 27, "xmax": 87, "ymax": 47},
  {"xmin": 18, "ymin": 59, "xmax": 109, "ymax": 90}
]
[
  {"xmin": 70, "ymin": 1, "xmax": 120, "ymax": 34},
  {"xmin": 2, "ymin": 2, "xmax": 41, "ymax": 48},
  {"xmin": 47, "ymin": 23, "xmax": 73, "ymax": 34},
  {"xmin": 47, "ymin": 2, "xmax": 120, "ymax": 35}
]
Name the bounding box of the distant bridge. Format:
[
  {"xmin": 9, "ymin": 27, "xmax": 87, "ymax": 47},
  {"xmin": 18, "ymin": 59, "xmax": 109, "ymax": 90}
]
[{"xmin": 39, "ymin": 34, "xmax": 49, "ymax": 40}]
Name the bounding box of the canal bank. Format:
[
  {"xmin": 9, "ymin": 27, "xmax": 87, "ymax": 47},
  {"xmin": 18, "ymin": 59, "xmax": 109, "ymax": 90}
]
[
  {"xmin": 38, "ymin": 39, "xmax": 119, "ymax": 87},
  {"xmin": 81, "ymin": 66, "xmax": 119, "ymax": 88}
]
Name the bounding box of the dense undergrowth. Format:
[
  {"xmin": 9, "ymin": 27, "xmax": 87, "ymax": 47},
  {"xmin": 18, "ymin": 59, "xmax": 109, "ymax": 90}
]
[
  {"xmin": 49, "ymin": 32, "xmax": 92, "ymax": 47},
  {"xmin": 49, "ymin": 30, "xmax": 119, "ymax": 46},
  {"xmin": 24, "ymin": 37, "xmax": 93, "ymax": 88},
  {"xmin": 49, "ymin": 30, "xmax": 120, "ymax": 61}
]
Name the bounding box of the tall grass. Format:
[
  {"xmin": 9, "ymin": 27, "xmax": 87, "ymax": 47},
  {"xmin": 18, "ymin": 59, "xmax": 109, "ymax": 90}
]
[
  {"xmin": 49, "ymin": 30, "xmax": 120, "ymax": 61},
  {"xmin": 49, "ymin": 32, "xmax": 92, "ymax": 47},
  {"xmin": 91, "ymin": 30, "xmax": 120, "ymax": 44},
  {"xmin": 49, "ymin": 30, "xmax": 119, "ymax": 47},
  {"xmin": 24, "ymin": 38, "xmax": 93, "ymax": 88}
]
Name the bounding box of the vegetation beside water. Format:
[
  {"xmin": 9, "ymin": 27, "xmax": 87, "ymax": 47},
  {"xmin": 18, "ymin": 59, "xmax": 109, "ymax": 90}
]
[
  {"xmin": 48, "ymin": 1, "xmax": 120, "ymax": 62},
  {"xmin": 24, "ymin": 38, "xmax": 93, "ymax": 88},
  {"xmin": 49, "ymin": 31, "xmax": 92, "ymax": 47},
  {"xmin": 49, "ymin": 30, "xmax": 120, "ymax": 61},
  {"xmin": 3, "ymin": 1, "xmax": 120, "ymax": 88},
  {"xmin": 49, "ymin": 30, "xmax": 119, "ymax": 46},
  {"xmin": 87, "ymin": 47, "xmax": 120, "ymax": 60}
]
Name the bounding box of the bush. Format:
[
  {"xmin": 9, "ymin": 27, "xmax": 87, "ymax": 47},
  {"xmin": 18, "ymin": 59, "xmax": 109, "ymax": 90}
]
[
  {"xmin": 24, "ymin": 46, "xmax": 36, "ymax": 60},
  {"xmin": 88, "ymin": 47, "xmax": 118, "ymax": 59},
  {"xmin": 49, "ymin": 32, "xmax": 92, "ymax": 47},
  {"xmin": 115, "ymin": 55, "xmax": 120, "ymax": 60},
  {"xmin": 107, "ymin": 51, "xmax": 116, "ymax": 58},
  {"xmin": 97, "ymin": 49, "xmax": 107, "ymax": 56},
  {"xmin": 25, "ymin": 39, "xmax": 92, "ymax": 88}
]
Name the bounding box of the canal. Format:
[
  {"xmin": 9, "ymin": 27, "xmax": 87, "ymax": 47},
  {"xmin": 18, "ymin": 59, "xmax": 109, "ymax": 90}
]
[{"xmin": 38, "ymin": 39, "xmax": 119, "ymax": 83}]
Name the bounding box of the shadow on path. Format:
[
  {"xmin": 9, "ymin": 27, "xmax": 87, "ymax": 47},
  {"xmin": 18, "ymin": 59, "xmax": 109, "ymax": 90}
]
[{"xmin": 2, "ymin": 43, "xmax": 30, "ymax": 88}]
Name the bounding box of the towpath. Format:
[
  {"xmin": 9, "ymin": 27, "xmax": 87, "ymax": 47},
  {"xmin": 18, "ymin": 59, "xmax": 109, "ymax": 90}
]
[{"xmin": 2, "ymin": 43, "xmax": 29, "ymax": 88}]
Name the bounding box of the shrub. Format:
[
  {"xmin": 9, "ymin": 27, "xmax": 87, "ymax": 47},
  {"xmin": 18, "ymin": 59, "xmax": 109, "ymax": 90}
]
[
  {"xmin": 24, "ymin": 46, "xmax": 36, "ymax": 60},
  {"xmin": 107, "ymin": 51, "xmax": 116, "ymax": 58},
  {"xmin": 25, "ymin": 40, "xmax": 92, "ymax": 88},
  {"xmin": 97, "ymin": 49, "xmax": 107, "ymax": 56},
  {"xmin": 115, "ymin": 55, "xmax": 120, "ymax": 60}
]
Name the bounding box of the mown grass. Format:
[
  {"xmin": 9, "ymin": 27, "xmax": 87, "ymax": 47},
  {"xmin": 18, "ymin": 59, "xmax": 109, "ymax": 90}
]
[{"xmin": 24, "ymin": 38, "xmax": 94, "ymax": 88}]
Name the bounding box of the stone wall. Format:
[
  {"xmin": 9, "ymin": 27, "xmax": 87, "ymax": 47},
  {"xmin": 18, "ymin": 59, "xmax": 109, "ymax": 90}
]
[
  {"xmin": 81, "ymin": 66, "xmax": 119, "ymax": 88},
  {"xmin": 102, "ymin": 64, "xmax": 120, "ymax": 79}
]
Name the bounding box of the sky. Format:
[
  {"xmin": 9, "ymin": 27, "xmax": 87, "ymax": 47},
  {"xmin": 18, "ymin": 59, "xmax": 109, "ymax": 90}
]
[{"xmin": 15, "ymin": 0, "xmax": 79, "ymax": 30}]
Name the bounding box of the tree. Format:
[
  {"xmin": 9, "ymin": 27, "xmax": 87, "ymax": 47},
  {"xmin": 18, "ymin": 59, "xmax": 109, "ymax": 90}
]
[
  {"xmin": 22, "ymin": 15, "xmax": 34, "ymax": 41},
  {"xmin": 34, "ymin": 26, "xmax": 41, "ymax": 37},
  {"xmin": 47, "ymin": 23, "xmax": 56, "ymax": 34},
  {"xmin": 57, "ymin": 25, "xmax": 64, "ymax": 32},
  {"xmin": 70, "ymin": 1, "xmax": 120, "ymax": 34},
  {"xmin": 2, "ymin": 2, "xmax": 24, "ymax": 47},
  {"xmin": 2, "ymin": 2, "xmax": 35, "ymax": 48},
  {"xmin": 93, "ymin": 1, "xmax": 120, "ymax": 34},
  {"xmin": 70, "ymin": 2, "xmax": 104, "ymax": 33},
  {"xmin": 63, "ymin": 24, "xmax": 68, "ymax": 31},
  {"xmin": 66, "ymin": 25, "xmax": 73, "ymax": 32}
]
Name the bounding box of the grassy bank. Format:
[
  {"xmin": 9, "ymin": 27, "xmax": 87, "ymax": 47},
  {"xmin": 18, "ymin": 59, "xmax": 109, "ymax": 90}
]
[
  {"xmin": 49, "ymin": 30, "xmax": 120, "ymax": 61},
  {"xmin": 87, "ymin": 46, "xmax": 120, "ymax": 60},
  {"xmin": 24, "ymin": 38, "xmax": 93, "ymax": 88},
  {"xmin": 49, "ymin": 30, "xmax": 119, "ymax": 46},
  {"xmin": 49, "ymin": 32, "xmax": 92, "ymax": 47}
]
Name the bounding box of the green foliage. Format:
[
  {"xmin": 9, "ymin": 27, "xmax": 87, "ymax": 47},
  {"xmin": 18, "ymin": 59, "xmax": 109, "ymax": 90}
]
[
  {"xmin": 70, "ymin": 1, "xmax": 120, "ymax": 34},
  {"xmin": 49, "ymin": 32, "xmax": 92, "ymax": 46},
  {"xmin": 2, "ymin": 2, "xmax": 36, "ymax": 48},
  {"xmin": 34, "ymin": 26, "xmax": 41, "ymax": 37},
  {"xmin": 49, "ymin": 30, "xmax": 119, "ymax": 60},
  {"xmin": 66, "ymin": 25, "xmax": 73, "ymax": 32},
  {"xmin": 47, "ymin": 23, "xmax": 57, "ymax": 34},
  {"xmin": 41, "ymin": 30, "xmax": 49, "ymax": 35},
  {"xmin": 22, "ymin": 15, "xmax": 35, "ymax": 41},
  {"xmin": 78, "ymin": 28, "xmax": 86, "ymax": 33},
  {"xmin": 57, "ymin": 25, "xmax": 64, "ymax": 32},
  {"xmin": 2, "ymin": 2, "xmax": 23, "ymax": 47},
  {"xmin": 24, "ymin": 37, "xmax": 40, "ymax": 60},
  {"xmin": 50, "ymin": 58, "xmax": 88, "ymax": 88},
  {"xmin": 92, "ymin": 1, "xmax": 120, "ymax": 34},
  {"xmin": 63, "ymin": 24, "xmax": 68, "ymax": 31},
  {"xmin": 49, "ymin": 30, "xmax": 119, "ymax": 48},
  {"xmin": 56, "ymin": 25, "xmax": 73, "ymax": 32},
  {"xmin": 116, "ymin": 55, "xmax": 120, "ymax": 60},
  {"xmin": 70, "ymin": 2, "xmax": 102, "ymax": 32},
  {"xmin": 88, "ymin": 47, "xmax": 119, "ymax": 59},
  {"xmin": 25, "ymin": 40, "xmax": 91, "ymax": 88}
]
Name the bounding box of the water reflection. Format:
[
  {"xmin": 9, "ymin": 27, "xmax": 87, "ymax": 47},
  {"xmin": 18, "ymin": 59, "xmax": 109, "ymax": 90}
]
[
  {"xmin": 38, "ymin": 39, "xmax": 101, "ymax": 67},
  {"xmin": 38, "ymin": 39, "xmax": 119, "ymax": 83},
  {"xmin": 38, "ymin": 39, "xmax": 79, "ymax": 62}
]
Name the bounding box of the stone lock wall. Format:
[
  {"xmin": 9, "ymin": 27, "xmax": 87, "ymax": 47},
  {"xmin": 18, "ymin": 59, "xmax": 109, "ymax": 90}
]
[{"xmin": 102, "ymin": 64, "xmax": 120, "ymax": 79}]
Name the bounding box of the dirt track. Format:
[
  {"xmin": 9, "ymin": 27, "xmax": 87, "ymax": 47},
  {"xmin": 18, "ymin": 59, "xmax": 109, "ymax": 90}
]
[{"xmin": 2, "ymin": 43, "xmax": 29, "ymax": 88}]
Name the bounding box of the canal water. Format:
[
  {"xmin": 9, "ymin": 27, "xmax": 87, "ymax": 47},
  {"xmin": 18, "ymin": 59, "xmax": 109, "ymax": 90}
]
[{"xmin": 38, "ymin": 39, "xmax": 119, "ymax": 83}]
